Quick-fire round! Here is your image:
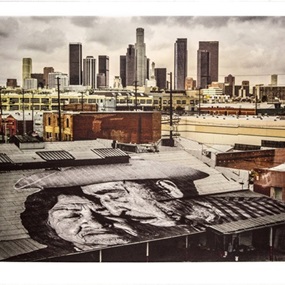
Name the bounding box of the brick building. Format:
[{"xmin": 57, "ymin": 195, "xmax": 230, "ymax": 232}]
[{"xmin": 43, "ymin": 111, "xmax": 161, "ymax": 144}]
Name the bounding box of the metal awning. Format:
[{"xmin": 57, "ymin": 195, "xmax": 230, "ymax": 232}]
[{"xmin": 208, "ymin": 213, "xmax": 285, "ymax": 235}]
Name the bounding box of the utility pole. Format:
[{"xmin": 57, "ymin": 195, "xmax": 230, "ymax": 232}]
[
  {"xmin": 31, "ymin": 91, "xmax": 34, "ymax": 133},
  {"xmin": 169, "ymin": 72, "xmax": 174, "ymax": 147},
  {"xmin": 22, "ymin": 88, "xmax": 26, "ymax": 135},
  {"xmin": 56, "ymin": 77, "xmax": 62, "ymax": 141},
  {"xmin": 81, "ymin": 91, "xmax": 84, "ymax": 111},
  {"xmin": 134, "ymin": 80, "xmax": 138, "ymax": 111},
  {"xmin": 198, "ymin": 88, "xmax": 201, "ymax": 116}
]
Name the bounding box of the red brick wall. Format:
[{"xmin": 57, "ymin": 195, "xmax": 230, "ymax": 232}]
[{"xmin": 73, "ymin": 112, "xmax": 161, "ymax": 144}]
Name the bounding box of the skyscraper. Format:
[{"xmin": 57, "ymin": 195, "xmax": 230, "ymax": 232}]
[
  {"xmin": 197, "ymin": 50, "xmax": 210, "ymax": 89},
  {"xmin": 126, "ymin": 44, "xmax": 136, "ymax": 87},
  {"xmin": 155, "ymin": 68, "xmax": 167, "ymax": 90},
  {"xmin": 198, "ymin": 41, "xmax": 219, "ymax": 83},
  {"xmin": 98, "ymin": 55, "xmax": 109, "ymax": 88},
  {"xmin": 224, "ymin": 74, "xmax": 235, "ymax": 96},
  {"xmin": 83, "ymin": 56, "xmax": 96, "ymax": 89},
  {"xmin": 120, "ymin": 55, "xmax": 126, "ymax": 88},
  {"xmin": 69, "ymin": 43, "xmax": 82, "ymax": 85},
  {"xmin": 22, "ymin": 58, "xmax": 32, "ymax": 87},
  {"xmin": 174, "ymin": 38, "xmax": 187, "ymax": 90},
  {"xmin": 135, "ymin": 28, "xmax": 147, "ymax": 86},
  {"xmin": 43, "ymin": 67, "xmax": 54, "ymax": 88}
]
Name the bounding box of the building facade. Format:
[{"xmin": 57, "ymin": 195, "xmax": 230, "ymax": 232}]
[
  {"xmin": 43, "ymin": 111, "xmax": 161, "ymax": 144},
  {"xmin": 120, "ymin": 55, "xmax": 126, "ymax": 88},
  {"xmin": 135, "ymin": 28, "xmax": 147, "ymax": 87},
  {"xmin": 23, "ymin": 78, "xmax": 38, "ymax": 90},
  {"xmin": 98, "ymin": 55, "xmax": 109, "ymax": 88},
  {"xmin": 6, "ymin": 79, "xmax": 17, "ymax": 89},
  {"xmin": 43, "ymin": 67, "xmax": 54, "ymax": 88},
  {"xmin": 22, "ymin": 58, "xmax": 32, "ymax": 87},
  {"xmin": 69, "ymin": 43, "xmax": 82, "ymax": 85},
  {"xmin": 83, "ymin": 56, "xmax": 96, "ymax": 89},
  {"xmin": 197, "ymin": 50, "xmax": 210, "ymax": 89},
  {"xmin": 174, "ymin": 38, "xmax": 188, "ymax": 90},
  {"xmin": 126, "ymin": 44, "xmax": 136, "ymax": 87},
  {"xmin": 31, "ymin": 73, "xmax": 44, "ymax": 88},
  {"xmin": 198, "ymin": 41, "xmax": 219, "ymax": 84},
  {"xmin": 48, "ymin": 72, "xmax": 69, "ymax": 90},
  {"xmin": 155, "ymin": 68, "xmax": 167, "ymax": 90}
]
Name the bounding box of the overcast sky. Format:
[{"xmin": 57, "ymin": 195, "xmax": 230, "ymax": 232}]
[{"xmin": 1, "ymin": 14, "xmax": 285, "ymax": 87}]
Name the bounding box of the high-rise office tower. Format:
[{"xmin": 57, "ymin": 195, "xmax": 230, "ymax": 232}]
[
  {"xmin": 120, "ymin": 55, "xmax": 126, "ymax": 88},
  {"xmin": 146, "ymin": 58, "xmax": 150, "ymax": 80},
  {"xmin": 83, "ymin": 56, "xmax": 96, "ymax": 89},
  {"xmin": 174, "ymin": 38, "xmax": 188, "ymax": 90},
  {"xmin": 126, "ymin": 44, "xmax": 136, "ymax": 87},
  {"xmin": 22, "ymin": 58, "xmax": 32, "ymax": 87},
  {"xmin": 224, "ymin": 74, "xmax": 235, "ymax": 96},
  {"xmin": 97, "ymin": 73, "xmax": 106, "ymax": 89},
  {"xmin": 197, "ymin": 50, "xmax": 210, "ymax": 89},
  {"xmin": 69, "ymin": 42, "xmax": 82, "ymax": 85},
  {"xmin": 135, "ymin": 28, "xmax": 147, "ymax": 86},
  {"xmin": 98, "ymin": 55, "xmax": 109, "ymax": 88},
  {"xmin": 43, "ymin": 67, "xmax": 54, "ymax": 88},
  {"xmin": 155, "ymin": 68, "xmax": 167, "ymax": 90},
  {"xmin": 198, "ymin": 41, "xmax": 219, "ymax": 83}
]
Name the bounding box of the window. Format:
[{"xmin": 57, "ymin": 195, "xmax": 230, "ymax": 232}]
[
  {"xmin": 154, "ymin": 100, "xmax": 159, "ymax": 104},
  {"xmin": 182, "ymin": 100, "xmax": 186, "ymax": 104},
  {"xmin": 48, "ymin": 117, "xmax": 51, "ymax": 125},
  {"xmin": 66, "ymin": 118, "xmax": 70, "ymax": 128},
  {"xmin": 140, "ymin": 99, "xmax": 146, "ymax": 104},
  {"xmin": 146, "ymin": 99, "xmax": 152, "ymax": 104},
  {"xmin": 31, "ymin": 98, "xmax": 40, "ymax": 103},
  {"xmin": 176, "ymin": 100, "xmax": 181, "ymax": 104}
]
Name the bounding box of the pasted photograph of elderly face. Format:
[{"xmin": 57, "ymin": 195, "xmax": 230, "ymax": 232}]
[{"xmin": 16, "ymin": 162, "xmax": 212, "ymax": 256}]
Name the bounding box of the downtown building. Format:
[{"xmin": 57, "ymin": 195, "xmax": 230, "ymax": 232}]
[
  {"xmin": 69, "ymin": 43, "xmax": 82, "ymax": 85},
  {"xmin": 197, "ymin": 50, "xmax": 210, "ymax": 89},
  {"xmin": 135, "ymin": 28, "xmax": 147, "ymax": 87},
  {"xmin": 174, "ymin": 38, "xmax": 188, "ymax": 90},
  {"xmin": 126, "ymin": 44, "xmax": 136, "ymax": 87},
  {"xmin": 98, "ymin": 55, "xmax": 109, "ymax": 88},
  {"xmin": 154, "ymin": 68, "xmax": 167, "ymax": 90},
  {"xmin": 198, "ymin": 41, "xmax": 219, "ymax": 86},
  {"xmin": 43, "ymin": 67, "xmax": 55, "ymax": 88},
  {"xmin": 22, "ymin": 58, "xmax": 32, "ymax": 88},
  {"xmin": 120, "ymin": 55, "xmax": 126, "ymax": 88},
  {"xmin": 83, "ymin": 56, "xmax": 96, "ymax": 89}
]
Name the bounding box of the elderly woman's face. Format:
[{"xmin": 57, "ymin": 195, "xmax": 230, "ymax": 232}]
[{"xmin": 48, "ymin": 194, "xmax": 129, "ymax": 250}]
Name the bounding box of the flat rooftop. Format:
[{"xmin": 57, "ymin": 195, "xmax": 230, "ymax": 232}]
[{"xmin": 1, "ymin": 138, "xmax": 285, "ymax": 261}]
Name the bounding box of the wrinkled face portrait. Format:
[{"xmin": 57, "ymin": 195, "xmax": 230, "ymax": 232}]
[
  {"xmin": 48, "ymin": 195, "xmax": 131, "ymax": 250},
  {"xmin": 82, "ymin": 180, "xmax": 182, "ymax": 227}
]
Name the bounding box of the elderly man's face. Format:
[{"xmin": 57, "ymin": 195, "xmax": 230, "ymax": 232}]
[
  {"xmin": 82, "ymin": 180, "xmax": 180, "ymax": 227},
  {"xmin": 48, "ymin": 195, "xmax": 130, "ymax": 250}
]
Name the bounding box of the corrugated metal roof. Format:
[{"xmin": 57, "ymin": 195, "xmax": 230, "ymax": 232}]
[
  {"xmin": 209, "ymin": 213, "xmax": 285, "ymax": 235},
  {"xmin": 0, "ymin": 153, "xmax": 13, "ymax": 164},
  {"xmin": 92, "ymin": 148, "xmax": 129, "ymax": 158},
  {"xmin": 36, "ymin": 150, "xmax": 75, "ymax": 161}
]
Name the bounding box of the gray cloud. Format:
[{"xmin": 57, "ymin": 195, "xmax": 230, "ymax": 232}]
[
  {"xmin": 70, "ymin": 16, "xmax": 100, "ymax": 28},
  {"xmin": 19, "ymin": 28, "xmax": 66, "ymax": 53},
  {"xmin": 0, "ymin": 17, "xmax": 19, "ymax": 38}
]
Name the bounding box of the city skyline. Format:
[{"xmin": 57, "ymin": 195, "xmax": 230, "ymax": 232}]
[{"xmin": 2, "ymin": 16, "xmax": 285, "ymax": 87}]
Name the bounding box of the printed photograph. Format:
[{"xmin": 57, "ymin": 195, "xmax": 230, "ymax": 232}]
[{"xmin": 1, "ymin": 10, "xmax": 285, "ymax": 272}]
